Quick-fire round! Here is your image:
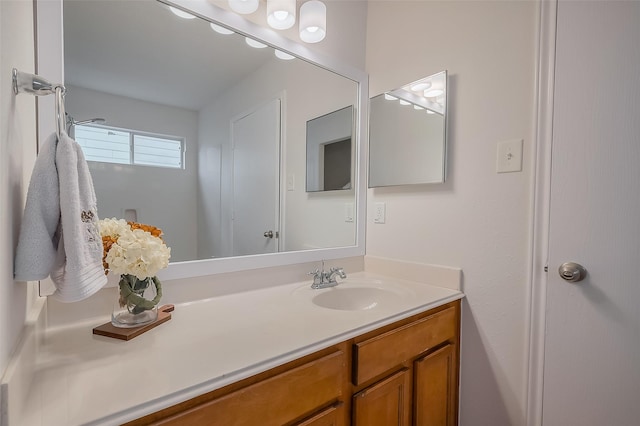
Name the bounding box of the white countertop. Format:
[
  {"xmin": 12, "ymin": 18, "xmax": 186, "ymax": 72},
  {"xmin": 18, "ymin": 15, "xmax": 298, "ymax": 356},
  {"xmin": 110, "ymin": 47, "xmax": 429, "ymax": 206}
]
[{"xmin": 21, "ymin": 272, "xmax": 463, "ymax": 426}]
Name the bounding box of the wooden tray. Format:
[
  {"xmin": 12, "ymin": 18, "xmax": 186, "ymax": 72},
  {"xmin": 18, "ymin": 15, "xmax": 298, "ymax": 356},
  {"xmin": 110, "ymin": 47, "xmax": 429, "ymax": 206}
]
[{"xmin": 93, "ymin": 304, "xmax": 175, "ymax": 341}]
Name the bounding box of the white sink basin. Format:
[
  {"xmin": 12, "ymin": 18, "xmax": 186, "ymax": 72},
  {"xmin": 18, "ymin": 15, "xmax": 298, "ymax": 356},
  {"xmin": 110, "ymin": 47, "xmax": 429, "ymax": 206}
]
[
  {"xmin": 312, "ymin": 287, "xmax": 400, "ymax": 311},
  {"xmin": 292, "ymin": 279, "xmax": 414, "ymax": 311}
]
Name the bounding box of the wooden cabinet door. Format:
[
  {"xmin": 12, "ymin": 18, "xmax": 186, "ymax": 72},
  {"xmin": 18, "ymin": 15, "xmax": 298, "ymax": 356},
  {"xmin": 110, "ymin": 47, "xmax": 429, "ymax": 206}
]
[
  {"xmin": 414, "ymin": 344, "xmax": 456, "ymax": 426},
  {"xmin": 353, "ymin": 369, "xmax": 411, "ymax": 426}
]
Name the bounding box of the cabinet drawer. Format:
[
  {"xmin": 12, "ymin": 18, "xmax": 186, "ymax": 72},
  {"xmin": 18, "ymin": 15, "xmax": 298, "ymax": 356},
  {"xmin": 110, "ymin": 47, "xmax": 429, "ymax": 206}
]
[
  {"xmin": 354, "ymin": 307, "xmax": 456, "ymax": 385},
  {"xmin": 156, "ymin": 351, "xmax": 345, "ymax": 426}
]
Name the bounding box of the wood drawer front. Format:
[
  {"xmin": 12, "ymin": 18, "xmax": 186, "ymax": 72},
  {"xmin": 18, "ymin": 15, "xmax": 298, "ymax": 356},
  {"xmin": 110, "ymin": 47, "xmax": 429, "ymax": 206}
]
[
  {"xmin": 156, "ymin": 351, "xmax": 344, "ymax": 426},
  {"xmin": 354, "ymin": 307, "xmax": 456, "ymax": 385}
]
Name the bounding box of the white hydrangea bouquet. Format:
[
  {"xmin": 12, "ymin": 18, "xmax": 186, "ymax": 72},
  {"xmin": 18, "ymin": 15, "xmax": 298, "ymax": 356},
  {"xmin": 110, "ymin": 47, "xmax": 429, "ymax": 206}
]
[{"xmin": 99, "ymin": 218, "xmax": 171, "ymax": 328}]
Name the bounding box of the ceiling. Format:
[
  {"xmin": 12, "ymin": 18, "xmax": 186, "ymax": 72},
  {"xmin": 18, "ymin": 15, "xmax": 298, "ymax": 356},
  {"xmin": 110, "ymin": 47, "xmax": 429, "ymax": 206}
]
[{"xmin": 64, "ymin": 0, "xmax": 277, "ymax": 111}]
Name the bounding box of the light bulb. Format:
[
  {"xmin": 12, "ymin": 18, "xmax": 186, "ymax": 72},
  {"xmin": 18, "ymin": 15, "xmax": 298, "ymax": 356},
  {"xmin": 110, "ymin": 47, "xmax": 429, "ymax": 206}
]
[
  {"xmin": 299, "ymin": 1, "xmax": 326, "ymax": 43},
  {"xmin": 410, "ymin": 82, "xmax": 431, "ymax": 92},
  {"xmin": 210, "ymin": 23, "xmax": 234, "ymax": 35},
  {"xmin": 275, "ymin": 50, "xmax": 295, "ymax": 60},
  {"xmin": 169, "ymin": 6, "xmax": 196, "ymax": 19},
  {"xmin": 245, "ymin": 37, "xmax": 267, "ymax": 48},
  {"xmin": 267, "ymin": 0, "xmax": 296, "ymax": 30},
  {"xmin": 228, "ymin": 0, "xmax": 259, "ymax": 14},
  {"xmin": 425, "ymin": 89, "xmax": 444, "ymax": 98}
]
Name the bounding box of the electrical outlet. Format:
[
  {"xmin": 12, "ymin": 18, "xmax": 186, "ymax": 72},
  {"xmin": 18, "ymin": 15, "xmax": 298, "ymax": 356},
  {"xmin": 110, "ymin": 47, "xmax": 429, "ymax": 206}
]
[
  {"xmin": 374, "ymin": 202, "xmax": 386, "ymax": 224},
  {"xmin": 496, "ymin": 139, "xmax": 523, "ymax": 173}
]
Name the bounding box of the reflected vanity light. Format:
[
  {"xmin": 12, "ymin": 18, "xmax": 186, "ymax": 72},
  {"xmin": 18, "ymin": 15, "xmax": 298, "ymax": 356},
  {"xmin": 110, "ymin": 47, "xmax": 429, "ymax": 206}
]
[
  {"xmin": 384, "ymin": 93, "xmax": 398, "ymax": 101},
  {"xmin": 275, "ymin": 49, "xmax": 295, "ymax": 60},
  {"xmin": 299, "ymin": 0, "xmax": 327, "ymax": 43},
  {"xmin": 399, "ymin": 99, "xmax": 411, "ymax": 106},
  {"xmin": 414, "ymin": 105, "xmax": 424, "ymax": 110},
  {"xmin": 410, "ymin": 82, "xmax": 431, "ymax": 92},
  {"xmin": 228, "ymin": 0, "xmax": 259, "ymax": 14},
  {"xmin": 424, "ymin": 88, "xmax": 444, "ymax": 98},
  {"xmin": 245, "ymin": 37, "xmax": 268, "ymax": 48},
  {"xmin": 169, "ymin": 6, "xmax": 196, "ymax": 19},
  {"xmin": 210, "ymin": 23, "xmax": 234, "ymax": 35},
  {"xmin": 426, "ymin": 109, "xmax": 436, "ymax": 114},
  {"xmin": 267, "ymin": 0, "xmax": 296, "ymax": 30}
]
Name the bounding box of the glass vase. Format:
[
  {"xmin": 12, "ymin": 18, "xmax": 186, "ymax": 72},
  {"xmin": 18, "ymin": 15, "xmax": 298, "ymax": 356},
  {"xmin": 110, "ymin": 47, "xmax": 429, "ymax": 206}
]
[{"xmin": 111, "ymin": 274, "xmax": 161, "ymax": 328}]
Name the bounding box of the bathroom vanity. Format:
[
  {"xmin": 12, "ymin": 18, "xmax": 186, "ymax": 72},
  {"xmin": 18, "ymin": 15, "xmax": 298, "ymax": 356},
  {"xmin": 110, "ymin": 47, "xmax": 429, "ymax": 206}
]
[
  {"xmin": 126, "ymin": 300, "xmax": 459, "ymax": 426},
  {"xmin": 6, "ymin": 272, "xmax": 462, "ymax": 425}
]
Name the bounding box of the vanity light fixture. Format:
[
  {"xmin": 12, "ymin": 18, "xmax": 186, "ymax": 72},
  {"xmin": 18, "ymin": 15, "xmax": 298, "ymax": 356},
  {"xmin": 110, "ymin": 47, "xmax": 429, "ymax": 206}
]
[
  {"xmin": 267, "ymin": 0, "xmax": 296, "ymax": 30},
  {"xmin": 169, "ymin": 6, "xmax": 196, "ymax": 19},
  {"xmin": 384, "ymin": 93, "xmax": 398, "ymax": 101},
  {"xmin": 424, "ymin": 88, "xmax": 444, "ymax": 98},
  {"xmin": 210, "ymin": 23, "xmax": 234, "ymax": 35},
  {"xmin": 275, "ymin": 50, "xmax": 296, "ymax": 60},
  {"xmin": 228, "ymin": 0, "xmax": 259, "ymax": 14},
  {"xmin": 245, "ymin": 37, "xmax": 268, "ymax": 48},
  {"xmin": 299, "ymin": 0, "xmax": 327, "ymax": 43}
]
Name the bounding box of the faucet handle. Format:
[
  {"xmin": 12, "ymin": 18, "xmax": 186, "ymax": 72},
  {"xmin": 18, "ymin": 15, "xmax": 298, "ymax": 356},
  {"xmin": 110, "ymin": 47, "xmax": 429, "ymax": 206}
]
[{"xmin": 308, "ymin": 269, "xmax": 322, "ymax": 284}]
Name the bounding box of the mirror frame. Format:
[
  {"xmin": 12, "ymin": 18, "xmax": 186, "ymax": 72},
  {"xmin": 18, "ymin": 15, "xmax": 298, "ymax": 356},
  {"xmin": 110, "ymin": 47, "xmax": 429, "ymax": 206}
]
[{"xmin": 35, "ymin": 0, "xmax": 368, "ymax": 283}]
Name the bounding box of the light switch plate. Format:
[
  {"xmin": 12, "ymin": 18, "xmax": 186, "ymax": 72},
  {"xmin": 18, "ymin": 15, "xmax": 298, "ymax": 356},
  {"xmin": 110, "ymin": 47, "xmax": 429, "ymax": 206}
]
[
  {"xmin": 374, "ymin": 202, "xmax": 386, "ymax": 224},
  {"xmin": 345, "ymin": 203, "xmax": 354, "ymax": 223},
  {"xmin": 286, "ymin": 174, "xmax": 295, "ymax": 191},
  {"xmin": 496, "ymin": 139, "xmax": 523, "ymax": 173}
]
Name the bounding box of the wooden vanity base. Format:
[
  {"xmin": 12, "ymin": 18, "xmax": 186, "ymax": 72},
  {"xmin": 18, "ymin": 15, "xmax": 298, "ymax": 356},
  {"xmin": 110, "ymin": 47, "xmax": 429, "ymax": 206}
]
[{"xmin": 125, "ymin": 300, "xmax": 460, "ymax": 425}]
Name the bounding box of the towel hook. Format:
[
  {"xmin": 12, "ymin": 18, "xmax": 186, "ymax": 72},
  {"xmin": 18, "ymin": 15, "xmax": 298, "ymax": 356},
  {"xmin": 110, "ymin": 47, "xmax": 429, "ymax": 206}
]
[{"xmin": 12, "ymin": 68, "xmax": 67, "ymax": 139}]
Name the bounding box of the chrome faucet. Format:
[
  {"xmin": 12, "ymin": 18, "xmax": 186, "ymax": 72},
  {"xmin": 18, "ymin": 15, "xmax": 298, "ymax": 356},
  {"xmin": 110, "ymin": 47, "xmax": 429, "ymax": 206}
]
[{"xmin": 308, "ymin": 261, "xmax": 347, "ymax": 289}]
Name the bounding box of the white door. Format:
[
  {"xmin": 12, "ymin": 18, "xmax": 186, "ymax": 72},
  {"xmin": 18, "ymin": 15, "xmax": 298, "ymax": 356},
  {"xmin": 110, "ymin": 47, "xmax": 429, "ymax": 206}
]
[
  {"xmin": 542, "ymin": 1, "xmax": 640, "ymax": 424},
  {"xmin": 231, "ymin": 99, "xmax": 281, "ymax": 256}
]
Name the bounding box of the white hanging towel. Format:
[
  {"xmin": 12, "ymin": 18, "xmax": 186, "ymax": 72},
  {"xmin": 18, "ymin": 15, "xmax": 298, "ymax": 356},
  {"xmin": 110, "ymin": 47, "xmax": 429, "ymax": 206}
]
[{"xmin": 14, "ymin": 132, "xmax": 107, "ymax": 302}]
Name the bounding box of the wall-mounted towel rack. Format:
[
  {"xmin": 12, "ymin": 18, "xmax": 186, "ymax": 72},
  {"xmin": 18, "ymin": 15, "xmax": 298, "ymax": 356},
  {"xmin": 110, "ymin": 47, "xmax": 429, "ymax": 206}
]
[{"xmin": 12, "ymin": 68, "xmax": 66, "ymax": 139}]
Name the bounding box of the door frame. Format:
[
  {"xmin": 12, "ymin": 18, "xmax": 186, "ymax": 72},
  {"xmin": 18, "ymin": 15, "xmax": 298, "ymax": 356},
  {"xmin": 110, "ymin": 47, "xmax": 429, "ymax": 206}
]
[{"xmin": 526, "ymin": 0, "xmax": 558, "ymax": 425}]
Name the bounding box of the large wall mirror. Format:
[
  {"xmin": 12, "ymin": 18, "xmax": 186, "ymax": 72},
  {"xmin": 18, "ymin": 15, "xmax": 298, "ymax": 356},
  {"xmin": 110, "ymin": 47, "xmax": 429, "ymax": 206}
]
[
  {"xmin": 38, "ymin": 0, "xmax": 367, "ymax": 282},
  {"xmin": 369, "ymin": 71, "xmax": 447, "ymax": 187}
]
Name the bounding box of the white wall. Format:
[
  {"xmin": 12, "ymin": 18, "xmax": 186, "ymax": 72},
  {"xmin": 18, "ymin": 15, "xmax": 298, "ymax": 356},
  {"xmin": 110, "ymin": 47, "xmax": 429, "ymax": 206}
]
[
  {"xmin": 0, "ymin": 0, "xmax": 40, "ymax": 379},
  {"xmin": 366, "ymin": 1, "xmax": 537, "ymax": 425},
  {"xmin": 64, "ymin": 86, "xmax": 199, "ymax": 262},
  {"xmin": 198, "ymin": 57, "xmax": 357, "ymax": 258}
]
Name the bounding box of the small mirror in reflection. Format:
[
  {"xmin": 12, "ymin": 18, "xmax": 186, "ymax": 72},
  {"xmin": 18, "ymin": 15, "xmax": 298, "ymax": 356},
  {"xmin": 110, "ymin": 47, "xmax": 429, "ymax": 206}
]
[
  {"xmin": 306, "ymin": 105, "xmax": 354, "ymax": 192},
  {"xmin": 369, "ymin": 70, "xmax": 447, "ymax": 187}
]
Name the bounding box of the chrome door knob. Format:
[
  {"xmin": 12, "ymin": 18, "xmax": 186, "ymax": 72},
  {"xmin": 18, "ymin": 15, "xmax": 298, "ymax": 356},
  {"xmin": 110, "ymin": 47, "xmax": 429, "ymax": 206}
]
[
  {"xmin": 263, "ymin": 230, "xmax": 274, "ymax": 238},
  {"xmin": 558, "ymin": 262, "xmax": 587, "ymax": 283}
]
